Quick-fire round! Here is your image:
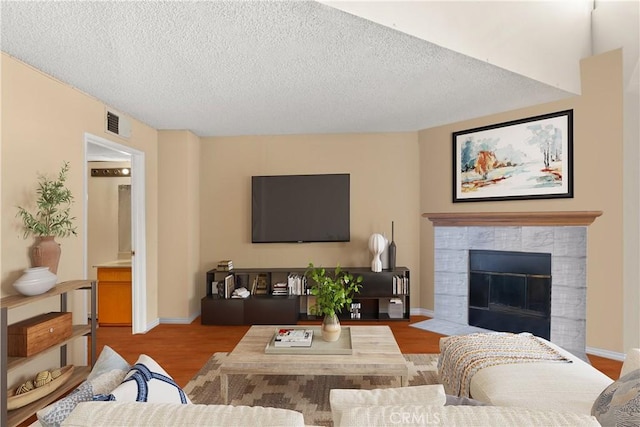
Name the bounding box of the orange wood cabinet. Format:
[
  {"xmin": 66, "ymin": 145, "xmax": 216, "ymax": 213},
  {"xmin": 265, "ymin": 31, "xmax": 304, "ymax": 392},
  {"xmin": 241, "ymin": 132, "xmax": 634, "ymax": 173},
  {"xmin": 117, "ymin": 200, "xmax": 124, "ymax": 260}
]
[{"xmin": 97, "ymin": 267, "xmax": 132, "ymax": 326}]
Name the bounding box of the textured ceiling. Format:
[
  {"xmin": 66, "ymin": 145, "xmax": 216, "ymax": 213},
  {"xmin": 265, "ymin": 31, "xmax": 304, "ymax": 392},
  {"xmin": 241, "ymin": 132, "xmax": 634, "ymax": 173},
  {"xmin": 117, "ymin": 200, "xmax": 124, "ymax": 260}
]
[{"xmin": 1, "ymin": 1, "xmax": 574, "ymax": 137}]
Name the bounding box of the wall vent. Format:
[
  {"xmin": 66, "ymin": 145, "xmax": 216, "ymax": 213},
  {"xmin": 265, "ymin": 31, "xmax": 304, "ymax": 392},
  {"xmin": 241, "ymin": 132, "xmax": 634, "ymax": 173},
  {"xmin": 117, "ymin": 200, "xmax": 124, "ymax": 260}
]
[{"xmin": 106, "ymin": 109, "xmax": 132, "ymax": 138}]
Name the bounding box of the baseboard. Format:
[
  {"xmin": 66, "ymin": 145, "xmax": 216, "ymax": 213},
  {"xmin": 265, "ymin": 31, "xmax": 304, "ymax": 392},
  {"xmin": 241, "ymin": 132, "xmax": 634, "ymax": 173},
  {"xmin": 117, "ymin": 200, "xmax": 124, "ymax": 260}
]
[
  {"xmin": 411, "ymin": 308, "xmax": 434, "ymax": 317},
  {"xmin": 145, "ymin": 318, "xmax": 160, "ymax": 332},
  {"xmin": 586, "ymin": 346, "xmax": 626, "ymax": 361},
  {"xmin": 159, "ymin": 313, "xmax": 199, "ymax": 325}
]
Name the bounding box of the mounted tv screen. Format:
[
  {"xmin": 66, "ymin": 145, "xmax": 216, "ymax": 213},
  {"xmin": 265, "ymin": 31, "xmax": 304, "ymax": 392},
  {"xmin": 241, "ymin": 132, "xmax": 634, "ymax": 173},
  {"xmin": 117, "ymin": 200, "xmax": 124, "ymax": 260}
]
[{"xmin": 252, "ymin": 174, "xmax": 350, "ymax": 243}]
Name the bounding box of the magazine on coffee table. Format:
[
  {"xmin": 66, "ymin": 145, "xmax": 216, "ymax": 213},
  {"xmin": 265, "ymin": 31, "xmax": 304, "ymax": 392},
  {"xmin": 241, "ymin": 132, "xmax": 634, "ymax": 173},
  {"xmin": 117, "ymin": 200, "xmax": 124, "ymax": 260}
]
[
  {"xmin": 264, "ymin": 326, "xmax": 353, "ymax": 355},
  {"xmin": 274, "ymin": 328, "xmax": 313, "ymax": 347}
]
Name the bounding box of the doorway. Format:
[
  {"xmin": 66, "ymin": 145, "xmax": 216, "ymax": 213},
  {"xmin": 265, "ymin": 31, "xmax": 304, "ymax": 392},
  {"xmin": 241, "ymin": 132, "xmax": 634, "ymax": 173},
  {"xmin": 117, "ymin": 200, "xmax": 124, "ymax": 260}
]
[{"xmin": 84, "ymin": 133, "xmax": 147, "ymax": 334}]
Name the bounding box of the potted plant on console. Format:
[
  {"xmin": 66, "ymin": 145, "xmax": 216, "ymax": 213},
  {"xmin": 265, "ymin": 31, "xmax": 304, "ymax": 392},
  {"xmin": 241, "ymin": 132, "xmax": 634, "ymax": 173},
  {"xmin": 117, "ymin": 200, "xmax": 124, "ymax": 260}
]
[
  {"xmin": 306, "ymin": 263, "xmax": 363, "ymax": 342},
  {"xmin": 14, "ymin": 162, "xmax": 77, "ymax": 295}
]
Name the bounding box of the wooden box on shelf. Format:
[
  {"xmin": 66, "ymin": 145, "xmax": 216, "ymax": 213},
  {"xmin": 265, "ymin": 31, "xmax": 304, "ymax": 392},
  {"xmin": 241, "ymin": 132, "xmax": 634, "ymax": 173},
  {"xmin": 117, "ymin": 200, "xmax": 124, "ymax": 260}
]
[{"xmin": 7, "ymin": 312, "xmax": 72, "ymax": 357}]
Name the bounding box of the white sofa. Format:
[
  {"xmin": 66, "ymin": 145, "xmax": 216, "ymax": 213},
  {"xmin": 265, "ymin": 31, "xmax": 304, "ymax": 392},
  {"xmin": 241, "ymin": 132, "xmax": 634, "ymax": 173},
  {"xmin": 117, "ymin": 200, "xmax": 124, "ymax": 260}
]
[
  {"xmin": 330, "ymin": 384, "xmax": 600, "ymax": 426},
  {"xmin": 59, "ymin": 401, "xmax": 306, "ymax": 426},
  {"xmin": 455, "ymin": 337, "xmax": 615, "ymax": 415},
  {"xmin": 36, "ymin": 344, "xmax": 639, "ymax": 427},
  {"xmin": 330, "ymin": 343, "xmax": 639, "ymax": 427}
]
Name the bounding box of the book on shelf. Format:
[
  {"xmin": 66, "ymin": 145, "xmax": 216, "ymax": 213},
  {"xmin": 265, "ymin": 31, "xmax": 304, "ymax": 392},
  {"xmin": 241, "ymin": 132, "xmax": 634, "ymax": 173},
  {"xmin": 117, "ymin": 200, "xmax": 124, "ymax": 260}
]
[
  {"xmin": 392, "ymin": 275, "xmax": 408, "ymax": 295},
  {"xmin": 217, "ymin": 259, "xmax": 234, "ymax": 271},
  {"xmin": 254, "ymin": 273, "xmax": 269, "ymax": 295},
  {"xmin": 223, "ymin": 274, "xmax": 235, "ymax": 298},
  {"xmin": 287, "ymin": 273, "xmax": 305, "ymax": 295},
  {"xmin": 250, "ymin": 277, "xmax": 258, "ymax": 295},
  {"xmin": 274, "ymin": 328, "xmax": 313, "ymax": 347}
]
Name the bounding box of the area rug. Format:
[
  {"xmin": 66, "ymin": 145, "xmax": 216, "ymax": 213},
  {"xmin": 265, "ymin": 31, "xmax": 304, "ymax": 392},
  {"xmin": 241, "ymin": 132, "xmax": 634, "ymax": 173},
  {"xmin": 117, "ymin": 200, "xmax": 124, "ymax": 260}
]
[{"xmin": 184, "ymin": 352, "xmax": 440, "ymax": 426}]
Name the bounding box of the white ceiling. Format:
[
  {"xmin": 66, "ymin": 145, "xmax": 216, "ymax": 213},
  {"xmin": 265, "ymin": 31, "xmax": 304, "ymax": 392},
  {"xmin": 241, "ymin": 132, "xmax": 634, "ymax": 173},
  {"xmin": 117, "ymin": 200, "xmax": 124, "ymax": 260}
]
[{"xmin": 1, "ymin": 0, "xmax": 575, "ymax": 137}]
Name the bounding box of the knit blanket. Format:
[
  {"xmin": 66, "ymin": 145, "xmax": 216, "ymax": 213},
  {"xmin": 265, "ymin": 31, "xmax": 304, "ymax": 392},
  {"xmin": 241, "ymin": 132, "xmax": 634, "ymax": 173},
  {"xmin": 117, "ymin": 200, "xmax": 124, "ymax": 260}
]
[{"xmin": 437, "ymin": 332, "xmax": 572, "ymax": 398}]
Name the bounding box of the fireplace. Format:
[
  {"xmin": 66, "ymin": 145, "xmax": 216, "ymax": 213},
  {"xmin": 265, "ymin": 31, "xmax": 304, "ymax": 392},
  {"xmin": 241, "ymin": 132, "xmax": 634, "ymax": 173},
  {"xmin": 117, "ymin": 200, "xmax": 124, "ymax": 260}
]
[
  {"xmin": 422, "ymin": 210, "xmax": 602, "ymax": 355},
  {"xmin": 468, "ymin": 250, "xmax": 551, "ymax": 339}
]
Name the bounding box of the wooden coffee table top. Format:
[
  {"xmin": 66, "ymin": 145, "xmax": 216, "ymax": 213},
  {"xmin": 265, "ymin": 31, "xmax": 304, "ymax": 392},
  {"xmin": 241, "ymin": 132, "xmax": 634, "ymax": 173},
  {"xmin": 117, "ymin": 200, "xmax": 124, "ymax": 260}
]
[{"xmin": 221, "ymin": 325, "xmax": 408, "ymax": 377}]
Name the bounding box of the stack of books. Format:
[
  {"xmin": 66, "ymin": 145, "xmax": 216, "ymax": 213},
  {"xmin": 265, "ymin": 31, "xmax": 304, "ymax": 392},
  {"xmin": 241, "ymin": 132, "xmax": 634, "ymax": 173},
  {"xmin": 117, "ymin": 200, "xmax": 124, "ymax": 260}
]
[
  {"xmin": 272, "ymin": 282, "xmax": 288, "ymax": 296},
  {"xmin": 274, "ymin": 328, "xmax": 313, "ymax": 347},
  {"xmin": 217, "ymin": 260, "xmax": 234, "ymax": 271}
]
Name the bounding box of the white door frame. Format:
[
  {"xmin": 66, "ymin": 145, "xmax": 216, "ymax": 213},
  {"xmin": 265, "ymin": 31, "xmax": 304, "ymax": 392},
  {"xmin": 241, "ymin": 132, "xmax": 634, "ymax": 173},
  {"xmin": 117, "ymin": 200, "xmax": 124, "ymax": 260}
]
[{"xmin": 84, "ymin": 133, "xmax": 147, "ymax": 334}]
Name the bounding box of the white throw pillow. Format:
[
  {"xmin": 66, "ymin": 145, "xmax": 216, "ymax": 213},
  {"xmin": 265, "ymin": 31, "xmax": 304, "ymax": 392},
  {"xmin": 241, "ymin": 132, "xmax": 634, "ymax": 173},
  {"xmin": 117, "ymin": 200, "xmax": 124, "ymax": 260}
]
[
  {"xmin": 106, "ymin": 354, "xmax": 191, "ymax": 404},
  {"xmin": 87, "ymin": 345, "xmax": 130, "ymax": 380}
]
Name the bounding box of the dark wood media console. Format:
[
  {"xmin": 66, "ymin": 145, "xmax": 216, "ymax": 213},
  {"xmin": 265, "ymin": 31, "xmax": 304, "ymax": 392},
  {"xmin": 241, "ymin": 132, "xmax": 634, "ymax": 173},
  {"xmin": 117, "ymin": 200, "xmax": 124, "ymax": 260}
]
[{"xmin": 200, "ymin": 266, "xmax": 410, "ymax": 325}]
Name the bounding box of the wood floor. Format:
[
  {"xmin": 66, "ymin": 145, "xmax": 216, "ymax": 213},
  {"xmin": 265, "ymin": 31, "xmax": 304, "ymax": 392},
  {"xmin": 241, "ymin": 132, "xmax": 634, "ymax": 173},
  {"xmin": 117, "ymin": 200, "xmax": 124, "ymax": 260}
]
[{"xmin": 95, "ymin": 315, "xmax": 624, "ymax": 388}]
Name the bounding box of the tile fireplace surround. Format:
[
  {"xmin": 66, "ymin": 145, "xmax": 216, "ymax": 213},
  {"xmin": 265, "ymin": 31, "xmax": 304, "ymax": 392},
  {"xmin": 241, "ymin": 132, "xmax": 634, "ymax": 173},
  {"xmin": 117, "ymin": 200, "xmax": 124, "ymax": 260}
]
[{"xmin": 423, "ymin": 211, "xmax": 602, "ymax": 356}]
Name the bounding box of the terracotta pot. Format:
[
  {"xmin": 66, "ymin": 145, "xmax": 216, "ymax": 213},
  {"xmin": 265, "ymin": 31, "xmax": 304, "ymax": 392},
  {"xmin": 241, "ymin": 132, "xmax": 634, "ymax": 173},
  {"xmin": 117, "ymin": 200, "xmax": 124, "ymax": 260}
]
[
  {"xmin": 321, "ymin": 313, "xmax": 341, "ymax": 342},
  {"xmin": 31, "ymin": 236, "xmax": 61, "ymax": 274}
]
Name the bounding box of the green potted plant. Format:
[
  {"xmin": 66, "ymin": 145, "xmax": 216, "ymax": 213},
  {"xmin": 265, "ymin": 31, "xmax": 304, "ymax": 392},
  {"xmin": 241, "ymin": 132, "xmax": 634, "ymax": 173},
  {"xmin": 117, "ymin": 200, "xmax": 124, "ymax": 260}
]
[
  {"xmin": 16, "ymin": 161, "xmax": 77, "ymax": 274},
  {"xmin": 306, "ymin": 262, "xmax": 363, "ymax": 341}
]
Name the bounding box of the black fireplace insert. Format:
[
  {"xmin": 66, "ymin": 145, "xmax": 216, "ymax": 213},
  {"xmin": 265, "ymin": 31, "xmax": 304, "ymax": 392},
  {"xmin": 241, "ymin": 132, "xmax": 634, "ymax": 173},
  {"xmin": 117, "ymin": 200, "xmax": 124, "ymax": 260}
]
[{"xmin": 468, "ymin": 249, "xmax": 551, "ymax": 339}]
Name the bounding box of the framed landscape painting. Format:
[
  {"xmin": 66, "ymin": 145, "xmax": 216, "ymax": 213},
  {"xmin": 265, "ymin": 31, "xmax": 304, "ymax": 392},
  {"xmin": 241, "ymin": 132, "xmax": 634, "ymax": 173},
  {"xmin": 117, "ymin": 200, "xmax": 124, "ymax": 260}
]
[{"xmin": 453, "ymin": 110, "xmax": 573, "ymax": 203}]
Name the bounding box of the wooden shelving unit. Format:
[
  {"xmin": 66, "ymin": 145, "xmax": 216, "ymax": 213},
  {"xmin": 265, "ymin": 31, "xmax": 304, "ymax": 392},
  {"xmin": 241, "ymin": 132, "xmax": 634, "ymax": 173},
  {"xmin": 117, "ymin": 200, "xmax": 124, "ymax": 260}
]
[
  {"xmin": 201, "ymin": 267, "xmax": 410, "ymax": 325},
  {"xmin": 1, "ymin": 280, "xmax": 97, "ymax": 427}
]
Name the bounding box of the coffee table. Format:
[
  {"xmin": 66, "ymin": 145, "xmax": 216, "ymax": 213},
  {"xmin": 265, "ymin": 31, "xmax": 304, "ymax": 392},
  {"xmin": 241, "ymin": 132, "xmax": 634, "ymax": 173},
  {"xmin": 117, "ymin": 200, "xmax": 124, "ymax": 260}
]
[{"xmin": 219, "ymin": 325, "xmax": 408, "ymax": 403}]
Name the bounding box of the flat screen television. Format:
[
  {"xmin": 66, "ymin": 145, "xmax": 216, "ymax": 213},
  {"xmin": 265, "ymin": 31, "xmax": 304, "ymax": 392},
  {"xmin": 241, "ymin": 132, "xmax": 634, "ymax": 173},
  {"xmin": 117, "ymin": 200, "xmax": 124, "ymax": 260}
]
[{"xmin": 252, "ymin": 174, "xmax": 350, "ymax": 243}]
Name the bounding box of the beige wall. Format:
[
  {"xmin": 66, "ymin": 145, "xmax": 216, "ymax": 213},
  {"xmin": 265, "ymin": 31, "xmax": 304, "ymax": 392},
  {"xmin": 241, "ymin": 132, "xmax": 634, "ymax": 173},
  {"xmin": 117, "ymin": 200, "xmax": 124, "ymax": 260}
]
[
  {"xmin": 199, "ymin": 133, "xmax": 422, "ymax": 305},
  {"xmin": 1, "ymin": 54, "xmax": 160, "ymax": 384},
  {"xmin": 418, "ymin": 50, "xmax": 625, "ymax": 353},
  {"xmin": 158, "ymin": 130, "xmax": 200, "ymax": 320}
]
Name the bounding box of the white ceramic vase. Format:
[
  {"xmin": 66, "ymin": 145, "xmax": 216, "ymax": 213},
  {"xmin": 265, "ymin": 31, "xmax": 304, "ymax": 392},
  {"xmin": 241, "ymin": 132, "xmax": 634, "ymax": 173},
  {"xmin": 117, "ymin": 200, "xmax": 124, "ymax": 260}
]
[
  {"xmin": 13, "ymin": 267, "xmax": 57, "ymax": 296},
  {"xmin": 368, "ymin": 233, "xmax": 386, "ymax": 272}
]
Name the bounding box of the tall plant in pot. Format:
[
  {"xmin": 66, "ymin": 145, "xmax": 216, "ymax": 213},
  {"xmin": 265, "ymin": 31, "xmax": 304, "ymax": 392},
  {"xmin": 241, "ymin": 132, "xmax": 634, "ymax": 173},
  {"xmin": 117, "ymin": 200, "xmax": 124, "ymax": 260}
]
[
  {"xmin": 16, "ymin": 161, "xmax": 77, "ymax": 275},
  {"xmin": 306, "ymin": 263, "xmax": 363, "ymax": 342}
]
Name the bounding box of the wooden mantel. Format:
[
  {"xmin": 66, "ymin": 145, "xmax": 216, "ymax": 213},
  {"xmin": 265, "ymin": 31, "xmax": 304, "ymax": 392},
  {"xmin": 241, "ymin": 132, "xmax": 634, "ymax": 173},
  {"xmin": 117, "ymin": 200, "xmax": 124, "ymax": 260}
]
[{"xmin": 422, "ymin": 211, "xmax": 603, "ymax": 227}]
